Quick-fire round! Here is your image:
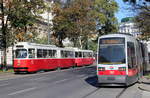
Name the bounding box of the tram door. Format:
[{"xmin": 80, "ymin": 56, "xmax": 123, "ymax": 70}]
[{"xmin": 127, "ymin": 42, "xmax": 137, "ymax": 76}]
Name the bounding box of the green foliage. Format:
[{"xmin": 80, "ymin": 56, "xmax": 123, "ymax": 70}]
[
  {"xmin": 122, "ymin": 0, "xmax": 150, "ymax": 40},
  {"xmin": 123, "ymin": 0, "xmax": 150, "ymax": 4},
  {"xmin": 2, "ymin": 0, "xmax": 47, "ymax": 46},
  {"xmin": 34, "ymin": 36, "xmax": 48, "ymax": 44},
  {"xmin": 88, "ymin": 40, "xmax": 98, "ymax": 52},
  {"xmin": 135, "ymin": 6, "xmax": 150, "ymax": 40},
  {"xmin": 52, "ymin": 0, "xmax": 118, "ymax": 49},
  {"xmin": 94, "ymin": 0, "xmax": 118, "ymax": 36},
  {"xmin": 52, "ymin": 0, "xmax": 96, "ymax": 48}
]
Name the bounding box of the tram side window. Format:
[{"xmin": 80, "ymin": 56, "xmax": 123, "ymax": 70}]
[
  {"xmin": 68, "ymin": 51, "xmax": 74, "ymax": 58},
  {"xmin": 87, "ymin": 53, "xmax": 89, "ymax": 57},
  {"xmin": 28, "ymin": 49, "xmax": 35, "ymax": 58},
  {"xmin": 43, "ymin": 49, "xmax": 48, "ymax": 58},
  {"xmin": 89, "ymin": 52, "xmax": 93, "ymax": 57},
  {"xmin": 127, "ymin": 42, "xmax": 136, "ymax": 69},
  {"xmin": 61, "ymin": 51, "xmax": 64, "ymax": 58},
  {"xmin": 37, "ymin": 49, "xmax": 43, "ymax": 58},
  {"xmin": 61, "ymin": 51, "xmax": 73, "ymax": 58},
  {"xmin": 68, "ymin": 51, "xmax": 71, "ymax": 58},
  {"xmin": 15, "ymin": 49, "xmax": 27, "ymax": 58},
  {"xmin": 65, "ymin": 51, "xmax": 68, "ymax": 58},
  {"xmin": 83, "ymin": 52, "xmax": 86, "ymax": 58},
  {"xmin": 79, "ymin": 52, "xmax": 82, "ymax": 57},
  {"xmin": 61, "ymin": 51, "xmax": 65, "ymax": 58},
  {"xmin": 149, "ymin": 53, "xmax": 150, "ymax": 62},
  {"xmin": 48, "ymin": 50, "xmax": 53, "ymax": 58},
  {"xmin": 52, "ymin": 50, "xmax": 57, "ymax": 58},
  {"xmin": 83, "ymin": 52, "xmax": 88, "ymax": 58},
  {"xmin": 75, "ymin": 52, "xmax": 78, "ymax": 57}
]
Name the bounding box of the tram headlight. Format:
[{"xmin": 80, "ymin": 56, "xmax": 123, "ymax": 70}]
[
  {"xmin": 98, "ymin": 67, "xmax": 105, "ymax": 71},
  {"xmin": 119, "ymin": 67, "xmax": 126, "ymax": 71}
]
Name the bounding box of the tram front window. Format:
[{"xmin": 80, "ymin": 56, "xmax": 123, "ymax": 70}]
[
  {"xmin": 98, "ymin": 44, "xmax": 125, "ymax": 64},
  {"xmin": 15, "ymin": 49, "xmax": 27, "ymax": 58}
]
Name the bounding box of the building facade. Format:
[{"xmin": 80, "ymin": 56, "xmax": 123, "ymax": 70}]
[{"xmin": 119, "ymin": 17, "xmax": 141, "ymax": 37}]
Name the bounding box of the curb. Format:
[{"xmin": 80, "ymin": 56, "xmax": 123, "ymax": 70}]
[
  {"xmin": 138, "ymin": 84, "xmax": 150, "ymax": 92},
  {"xmin": 138, "ymin": 77, "xmax": 150, "ymax": 92}
]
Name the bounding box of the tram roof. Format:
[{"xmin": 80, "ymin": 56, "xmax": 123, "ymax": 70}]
[
  {"xmin": 14, "ymin": 42, "xmax": 56, "ymax": 48},
  {"xmin": 99, "ymin": 33, "xmax": 136, "ymax": 40},
  {"xmin": 14, "ymin": 42, "xmax": 93, "ymax": 52}
]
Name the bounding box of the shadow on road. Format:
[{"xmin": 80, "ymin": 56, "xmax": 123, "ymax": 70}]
[{"xmin": 85, "ymin": 75, "xmax": 99, "ymax": 88}]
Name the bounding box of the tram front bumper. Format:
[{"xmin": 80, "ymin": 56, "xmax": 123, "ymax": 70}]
[
  {"xmin": 14, "ymin": 67, "xmax": 28, "ymax": 72},
  {"xmin": 97, "ymin": 75, "xmax": 127, "ymax": 84}
]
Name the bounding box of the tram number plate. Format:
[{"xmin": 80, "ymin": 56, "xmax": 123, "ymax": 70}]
[{"xmin": 107, "ymin": 77, "xmax": 115, "ymax": 80}]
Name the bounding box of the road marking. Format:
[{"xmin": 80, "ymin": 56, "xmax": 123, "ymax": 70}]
[
  {"xmin": 0, "ymin": 83, "xmax": 9, "ymax": 87},
  {"xmin": 8, "ymin": 87, "xmax": 37, "ymax": 96},
  {"xmin": 77, "ymin": 75, "xmax": 86, "ymax": 78},
  {"xmin": 30, "ymin": 77, "xmax": 46, "ymax": 81},
  {"xmin": 54, "ymin": 79, "xmax": 68, "ymax": 84}
]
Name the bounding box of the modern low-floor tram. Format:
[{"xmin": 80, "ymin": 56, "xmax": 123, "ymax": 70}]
[{"xmin": 97, "ymin": 33, "xmax": 148, "ymax": 86}]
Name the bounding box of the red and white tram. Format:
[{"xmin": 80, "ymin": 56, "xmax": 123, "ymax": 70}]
[
  {"xmin": 74, "ymin": 49, "xmax": 94, "ymax": 67},
  {"xmin": 13, "ymin": 42, "xmax": 94, "ymax": 73},
  {"xmin": 97, "ymin": 33, "xmax": 147, "ymax": 86}
]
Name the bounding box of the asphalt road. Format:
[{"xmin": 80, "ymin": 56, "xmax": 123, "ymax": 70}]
[{"xmin": 0, "ymin": 65, "xmax": 144, "ymax": 98}]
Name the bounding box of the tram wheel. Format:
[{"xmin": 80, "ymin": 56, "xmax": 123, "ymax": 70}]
[
  {"xmin": 57, "ymin": 67, "xmax": 61, "ymax": 71},
  {"xmin": 14, "ymin": 71, "xmax": 20, "ymax": 74}
]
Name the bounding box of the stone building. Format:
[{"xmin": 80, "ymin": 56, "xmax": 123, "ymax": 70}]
[{"xmin": 119, "ymin": 17, "xmax": 141, "ymax": 37}]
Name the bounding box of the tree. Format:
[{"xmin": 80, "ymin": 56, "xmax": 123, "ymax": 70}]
[
  {"xmin": 52, "ymin": 0, "xmax": 118, "ymax": 49},
  {"xmin": 8, "ymin": 0, "xmax": 47, "ymax": 42},
  {"xmin": 52, "ymin": 0, "xmax": 95, "ymax": 48},
  {"xmin": 51, "ymin": 2, "xmax": 67, "ymax": 47},
  {"xmin": 123, "ymin": 0, "xmax": 150, "ymax": 40},
  {"xmin": 0, "ymin": 0, "xmax": 47, "ymax": 69},
  {"xmin": 35, "ymin": 36, "xmax": 48, "ymax": 44},
  {"xmin": 94, "ymin": 0, "xmax": 118, "ymax": 36},
  {"xmin": 135, "ymin": 6, "xmax": 150, "ymax": 40},
  {"xmin": 66, "ymin": 0, "xmax": 96, "ymax": 49},
  {"xmin": 123, "ymin": 0, "xmax": 150, "ymax": 4}
]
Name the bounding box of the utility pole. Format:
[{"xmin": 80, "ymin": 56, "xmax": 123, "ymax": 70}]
[
  {"xmin": 1, "ymin": 0, "xmax": 7, "ymax": 71},
  {"xmin": 47, "ymin": 7, "xmax": 50, "ymax": 45}
]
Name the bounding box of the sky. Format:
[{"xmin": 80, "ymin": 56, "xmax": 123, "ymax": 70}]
[{"xmin": 115, "ymin": 0, "xmax": 136, "ymax": 23}]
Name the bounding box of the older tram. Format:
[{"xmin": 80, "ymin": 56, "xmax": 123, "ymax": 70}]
[
  {"xmin": 97, "ymin": 33, "xmax": 148, "ymax": 86},
  {"xmin": 74, "ymin": 49, "xmax": 94, "ymax": 67},
  {"xmin": 13, "ymin": 42, "xmax": 94, "ymax": 73}
]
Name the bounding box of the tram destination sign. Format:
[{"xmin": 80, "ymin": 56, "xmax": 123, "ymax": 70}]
[{"xmin": 100, "ymin": 38, "xmax": 125, "ymax": 44}]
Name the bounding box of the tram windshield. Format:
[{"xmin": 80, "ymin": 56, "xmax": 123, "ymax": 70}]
[
  {"xmin": 98, "ymin": 38, "xmax": 125, "ymax": 64},
  {"xmin": 15, "ymin": 49, "xmax": 27, "ymax": 58}
]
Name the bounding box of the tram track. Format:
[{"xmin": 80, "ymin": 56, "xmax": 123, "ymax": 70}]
[
  {"xmin": 81, "ymin": 88, "xmax": 101, "ymax": 98},
  {"xmin": 116, "ymin": 87, "xmax": 127, "ymax": 98}
]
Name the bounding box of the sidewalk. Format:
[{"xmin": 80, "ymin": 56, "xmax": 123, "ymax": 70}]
[
  {"xmin": 0, "ymin": 71, "xmax": 15, "ymax": 80},
  {"xmin": 138, "ymin": 77, "xmax": 150, "ymax": 98}
]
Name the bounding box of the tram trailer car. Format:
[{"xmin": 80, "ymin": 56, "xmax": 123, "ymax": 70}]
[
  {"xmin": 97, "ymin": 33, "xmax": 146, "ymax": 86},
  {"xmin": 57, "ymin": 48, "xmax": 75, "ymax": 69},
  {"xmin": 74, "ymin": 49, "xmax": 94, "ymax": 67}
]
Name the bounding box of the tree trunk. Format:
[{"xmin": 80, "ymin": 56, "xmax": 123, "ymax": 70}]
[
  {"xmin": 58, "ymin": 39, "xmax": 63, "ymax": 47},
  {"xmin": 1, "ymin": 0, "xmax": 7, "ymax": 70},
  {"xmin": 79, "ymin": 36, "xmax": 83, "ymax": 49}
]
